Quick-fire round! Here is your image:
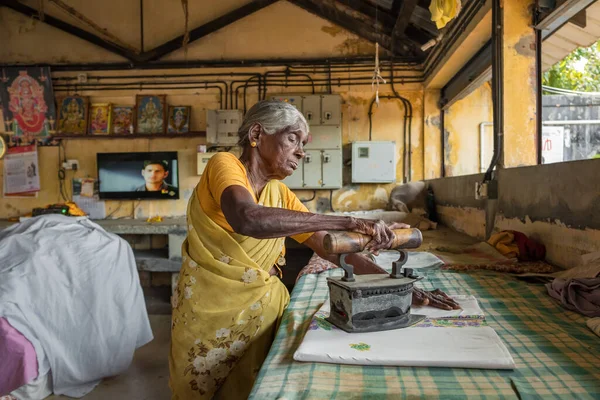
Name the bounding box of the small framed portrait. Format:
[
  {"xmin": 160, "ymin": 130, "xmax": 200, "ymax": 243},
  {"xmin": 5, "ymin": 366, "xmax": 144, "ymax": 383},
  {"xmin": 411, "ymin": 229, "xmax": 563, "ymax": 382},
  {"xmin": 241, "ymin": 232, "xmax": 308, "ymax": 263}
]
[
  {"xmin": 57, "ymin": 95, "xmax": 89, "ymax": 134},
  {"xmin": 135, "ymin": 95, "xmax": 166, "ymax": 134},
  {"xmin": 89, "ymin": 103, "xmax": 112, "ymax": 135},
  {"xmin": 111, "ymin": 105, "xmax": 135, "ymax": 134},
  {"xmin": 167, "ymin": 106, "xmax": 191, "ymax": 134}
]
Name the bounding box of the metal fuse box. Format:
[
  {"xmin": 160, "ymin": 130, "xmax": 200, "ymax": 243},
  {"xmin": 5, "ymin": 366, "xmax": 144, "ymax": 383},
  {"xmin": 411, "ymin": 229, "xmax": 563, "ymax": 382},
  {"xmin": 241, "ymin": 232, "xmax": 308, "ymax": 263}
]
[
  {"xmin": 301, "ymin": 95, "xmax": 320, "ymax": 124},
  {"xmin": 321, "ymin": 149, "xmax": 342, "ymax": 189},
  {"xmin": 351, "ymin": 141, "xmax": 397, "ymax": 183},
  {"xmin": 269, "ymin": 95, "xmax": 302, "ymax": 110},
  {"xmin": 305, "ymin": 125, "xmax": 341, "ymax": 150},
  {"xmin": 206, "ymin": 109, "xmax": 243, "ymax": 145},
  {"xmin": 320, "ymin": 95, "xmax": 342, "ymax": 126}
]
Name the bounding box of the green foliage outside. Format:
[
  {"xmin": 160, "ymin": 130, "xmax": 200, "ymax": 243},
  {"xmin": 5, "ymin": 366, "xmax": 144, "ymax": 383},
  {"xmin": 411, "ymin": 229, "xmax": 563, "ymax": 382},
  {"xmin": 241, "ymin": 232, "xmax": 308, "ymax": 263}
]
[{"xmin": 543, "ymin": 39, "xmax": 600, "ymax": 92}]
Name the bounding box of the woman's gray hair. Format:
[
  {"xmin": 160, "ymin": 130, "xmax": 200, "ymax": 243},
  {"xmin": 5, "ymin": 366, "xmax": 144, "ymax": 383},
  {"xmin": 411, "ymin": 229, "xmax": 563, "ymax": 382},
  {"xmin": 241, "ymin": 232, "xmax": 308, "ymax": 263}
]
[{"xmin": 238, "ymin": 100, "xmax": 309, "ymax": 147}]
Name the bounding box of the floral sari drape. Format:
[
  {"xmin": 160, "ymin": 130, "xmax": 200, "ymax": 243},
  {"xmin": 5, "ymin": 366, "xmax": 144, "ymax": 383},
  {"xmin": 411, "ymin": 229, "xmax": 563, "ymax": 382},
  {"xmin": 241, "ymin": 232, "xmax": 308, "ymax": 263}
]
[{"xmin": 169, "ymin": 181, "xmax": 290, "ymax": 399}]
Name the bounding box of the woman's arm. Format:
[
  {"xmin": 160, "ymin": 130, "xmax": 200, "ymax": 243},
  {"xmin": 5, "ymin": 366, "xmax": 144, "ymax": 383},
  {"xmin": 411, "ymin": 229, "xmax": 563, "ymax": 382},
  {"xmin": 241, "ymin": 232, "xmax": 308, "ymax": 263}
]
[{"xmin": 221, "ymin": 185, "xmax": 397, "ymax": 252}]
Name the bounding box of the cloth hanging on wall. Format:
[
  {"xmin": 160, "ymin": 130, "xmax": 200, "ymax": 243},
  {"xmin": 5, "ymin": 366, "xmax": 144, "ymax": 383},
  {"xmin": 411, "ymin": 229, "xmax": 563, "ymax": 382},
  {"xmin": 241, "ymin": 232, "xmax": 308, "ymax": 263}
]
[{"xmin": 429, "ymin": 0, "xmax": 462, "ymax": 29}]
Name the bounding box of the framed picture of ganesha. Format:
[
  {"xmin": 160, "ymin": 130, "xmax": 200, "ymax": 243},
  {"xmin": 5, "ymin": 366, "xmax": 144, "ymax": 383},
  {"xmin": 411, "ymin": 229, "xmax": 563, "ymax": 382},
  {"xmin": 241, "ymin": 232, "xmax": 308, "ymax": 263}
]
[
  {"xmin": 57, "ymin": 96, "xmax": 89, "ymax": 135},
  {"xmin": 0, "ymin": 67, "xmax": 57, "ymax": 140}
]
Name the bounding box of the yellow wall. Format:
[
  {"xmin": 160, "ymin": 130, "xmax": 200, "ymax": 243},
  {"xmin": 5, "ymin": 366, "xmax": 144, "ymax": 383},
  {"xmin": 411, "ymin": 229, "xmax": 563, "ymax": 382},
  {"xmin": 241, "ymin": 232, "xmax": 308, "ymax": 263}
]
[
  {"xmin": 502, "ymin": 0, "xmax": 538, "ymax": 168},
  {"xmin": 0, "ymin": 1, "xmax": 426, "ymax": 219},
  {"xmin": 443, "ymin": 83, "xmax": 493, "ymax": 177},
  {"xmin": 423, "ymin": 89, "xmax": 442, "ymax": 179}
]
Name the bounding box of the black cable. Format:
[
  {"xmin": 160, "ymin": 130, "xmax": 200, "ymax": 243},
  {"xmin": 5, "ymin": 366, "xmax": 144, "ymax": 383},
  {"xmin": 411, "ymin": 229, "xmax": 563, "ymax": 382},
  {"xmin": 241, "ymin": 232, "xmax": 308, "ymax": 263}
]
[
  {"xmin": 299, "ymin": 190, "xmax": 316, "ymax": 203},
  {"xmin": 57, "ymin": 140, "xmax": 69, "ymax": 201}
]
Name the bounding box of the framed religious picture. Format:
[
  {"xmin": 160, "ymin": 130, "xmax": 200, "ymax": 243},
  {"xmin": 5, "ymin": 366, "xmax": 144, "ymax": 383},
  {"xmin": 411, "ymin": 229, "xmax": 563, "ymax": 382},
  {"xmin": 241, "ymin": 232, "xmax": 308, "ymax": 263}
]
[
  {"xmin": 167, "ymin": 105, "xmax": 191, "ymax": 133},
  {"xmin": 111, "ymin": 105, "xmax": 135, "ymax": 134},
  {"xmin": 89, "ymin": 103, "xmax": 112, "ymax": 135},
  {"xmin": 57, "ymin": 95, "xmax": 89, "ymax": 135},
  {"xmin": 0, "ymin": 67, "xmax": 57, "ymax": 141},
  {"xmin": 135, "ymin": 95, "xmax": 166, "ymax": 134}
]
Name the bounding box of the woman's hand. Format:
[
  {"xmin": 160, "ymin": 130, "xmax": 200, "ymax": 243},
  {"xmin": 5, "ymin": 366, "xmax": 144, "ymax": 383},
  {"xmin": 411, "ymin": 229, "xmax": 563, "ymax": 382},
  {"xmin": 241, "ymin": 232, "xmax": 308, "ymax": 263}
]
[
  {"xmin": 342, "ymin": 254, "xmax": 461, "ymax": 310},
  {"xmin": 412, "ymin": 288, "xmax": 462, "ymax": 310},
  {"xmin": 349, "ymin": 218, "xmax": 411, "ymax": 254}
]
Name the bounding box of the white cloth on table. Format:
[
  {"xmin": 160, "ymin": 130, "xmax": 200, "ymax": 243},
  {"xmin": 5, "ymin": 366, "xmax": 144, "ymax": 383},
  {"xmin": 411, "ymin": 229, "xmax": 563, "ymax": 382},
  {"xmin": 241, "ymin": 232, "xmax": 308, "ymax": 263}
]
[
  {"xmin": 0, "ymin": 215, "xmax": 153, "ymax": 398},
  {"xmin": 294, "ymin": 296, "xmax": 515, "ymax": 370}
]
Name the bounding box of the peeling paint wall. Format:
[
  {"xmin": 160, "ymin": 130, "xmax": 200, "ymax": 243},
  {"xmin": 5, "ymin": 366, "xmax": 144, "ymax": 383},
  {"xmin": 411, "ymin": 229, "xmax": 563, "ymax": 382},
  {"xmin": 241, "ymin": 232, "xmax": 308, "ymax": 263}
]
[
  {"xmin": 502, "ymin": 0, "xmax": 538, "ymax": 168},
  {"xmin": 427, "ymin": 159, "xmax": 600, "ymax": 268},
  {"xmin": 426, "ymin": 173, "xmax": 487, "ymax": 239},
  {"xmin": 423, "ymin": 90, "xmax": 442, "ymax": 180},
  {"xmin": 0, "ymin": 1, "xmax": 426, "ymax": 219},
  {"xmin": 495, "ymin": 159, "xmax": 600, "ymax": 268},
  {"xmin": 443, "ymin": 83, "xmax": 493, "ymax": 176}
]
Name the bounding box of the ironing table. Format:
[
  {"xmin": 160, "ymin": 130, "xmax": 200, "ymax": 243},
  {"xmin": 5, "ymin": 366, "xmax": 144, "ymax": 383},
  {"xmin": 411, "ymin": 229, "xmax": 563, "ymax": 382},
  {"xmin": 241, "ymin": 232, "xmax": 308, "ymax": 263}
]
[{"xmin": 250, "ymin": 261, "xmax": 600, "ymax": 399}]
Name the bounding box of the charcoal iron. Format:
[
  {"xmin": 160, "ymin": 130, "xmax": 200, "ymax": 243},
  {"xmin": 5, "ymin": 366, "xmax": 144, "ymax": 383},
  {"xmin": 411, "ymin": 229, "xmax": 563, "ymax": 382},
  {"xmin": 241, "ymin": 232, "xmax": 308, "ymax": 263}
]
[{"xmin": 323, "ymin": 228, "xmax": 427, "ymax": 333}]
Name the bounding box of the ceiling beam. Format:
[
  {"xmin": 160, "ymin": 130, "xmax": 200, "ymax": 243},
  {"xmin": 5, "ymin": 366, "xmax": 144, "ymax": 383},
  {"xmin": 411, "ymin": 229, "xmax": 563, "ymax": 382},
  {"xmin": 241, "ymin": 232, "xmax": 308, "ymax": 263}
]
[
  {"xmin": 140, "ymin": 0, "xmax": 279, "ymax": 62},
  {"xmin": 410, "ymin": 5, "xmax": 438, "ymax": 36},
  {"xmin": 48, "ymin": 0, "xmax": 139, "ymax": 53},
  {"xmin": 338, "ymin": 0, "xmax": 396, "ymax": 30},
  {"xmin": 288, "ymin": 0, "xmax": 396, "ymax": 53},
  {"xmin": 536, "ymin": 0, "xmax": 596, "ymax": 39},
  {"xmin": 0, "ymin": 0, "xmax": 141, "ymax": 62},
  {"xmin": 392, "ymin": 0, "xmax": 418, "ymax": 42}
]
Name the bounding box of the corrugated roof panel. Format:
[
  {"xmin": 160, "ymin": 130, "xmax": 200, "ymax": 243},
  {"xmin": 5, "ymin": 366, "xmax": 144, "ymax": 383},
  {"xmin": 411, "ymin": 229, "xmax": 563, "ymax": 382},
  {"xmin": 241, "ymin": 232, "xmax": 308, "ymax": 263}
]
[{"xmin": 543, "ymin": 1, "xmax": 600, "ymax": 71}]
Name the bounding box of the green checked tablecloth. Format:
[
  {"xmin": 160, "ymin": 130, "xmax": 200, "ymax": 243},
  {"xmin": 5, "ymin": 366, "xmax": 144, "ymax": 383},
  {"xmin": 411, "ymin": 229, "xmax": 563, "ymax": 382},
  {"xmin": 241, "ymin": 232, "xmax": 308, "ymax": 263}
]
[{"xmin": 250, "ymin": 267, "xmax": 600, "ymax": 399}]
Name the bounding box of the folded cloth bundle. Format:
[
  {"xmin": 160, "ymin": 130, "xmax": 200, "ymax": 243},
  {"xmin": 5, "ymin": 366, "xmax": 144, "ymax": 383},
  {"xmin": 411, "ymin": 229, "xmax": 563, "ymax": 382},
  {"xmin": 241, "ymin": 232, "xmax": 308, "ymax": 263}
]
[
  {"xmin": 546, "ymin": 277, "xmax": 600, "ymax": 317},
  {"xmin": 487, "ymin": 230, "xmax": 546, "ymax": 262}
]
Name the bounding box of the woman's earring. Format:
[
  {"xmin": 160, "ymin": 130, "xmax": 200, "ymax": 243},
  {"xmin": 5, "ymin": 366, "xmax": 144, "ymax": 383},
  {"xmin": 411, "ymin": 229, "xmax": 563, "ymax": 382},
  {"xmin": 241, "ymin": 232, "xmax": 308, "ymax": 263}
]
[{"xmin": 250, "ymin": 141, "xmax": 257, "ymax": 148}]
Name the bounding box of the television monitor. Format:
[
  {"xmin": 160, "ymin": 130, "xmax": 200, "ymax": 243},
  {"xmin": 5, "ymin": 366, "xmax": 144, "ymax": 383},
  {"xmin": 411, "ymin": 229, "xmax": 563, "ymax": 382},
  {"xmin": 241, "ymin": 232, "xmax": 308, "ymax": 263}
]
[{"xmin": 97, "ymin": 152, "xmax": 179, "ymax": 200}]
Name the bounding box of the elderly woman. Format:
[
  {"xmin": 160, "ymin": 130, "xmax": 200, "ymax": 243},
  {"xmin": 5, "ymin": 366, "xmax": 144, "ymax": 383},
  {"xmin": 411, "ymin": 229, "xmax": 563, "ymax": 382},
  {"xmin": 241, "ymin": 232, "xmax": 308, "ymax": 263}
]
[{"xmin": 169, "ymin": 100, "xmax": 459, "ymax": 399}]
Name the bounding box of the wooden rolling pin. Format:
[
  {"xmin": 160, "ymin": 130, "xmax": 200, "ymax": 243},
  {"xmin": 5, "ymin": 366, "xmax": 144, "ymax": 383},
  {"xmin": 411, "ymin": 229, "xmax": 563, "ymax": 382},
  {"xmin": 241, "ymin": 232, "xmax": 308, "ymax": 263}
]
[{"xmin": 323, "ymin": 228, "xmax": 423, "ymax": 254}]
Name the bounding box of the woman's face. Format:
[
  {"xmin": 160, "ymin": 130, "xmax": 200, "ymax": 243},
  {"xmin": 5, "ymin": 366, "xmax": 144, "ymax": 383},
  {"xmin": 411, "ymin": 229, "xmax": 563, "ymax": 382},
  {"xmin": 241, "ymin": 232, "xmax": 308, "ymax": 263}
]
[{"xmin": 257, "ymin": 127, "xmax": 308, "ymax": 180}]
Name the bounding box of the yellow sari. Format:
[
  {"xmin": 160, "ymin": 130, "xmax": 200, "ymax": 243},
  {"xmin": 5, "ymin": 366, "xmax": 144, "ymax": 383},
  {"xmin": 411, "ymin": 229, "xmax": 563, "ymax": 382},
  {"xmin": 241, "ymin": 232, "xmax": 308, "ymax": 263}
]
[{"xmin": 169, "ymin": 180, "xmax": 290, "ymax": 399}]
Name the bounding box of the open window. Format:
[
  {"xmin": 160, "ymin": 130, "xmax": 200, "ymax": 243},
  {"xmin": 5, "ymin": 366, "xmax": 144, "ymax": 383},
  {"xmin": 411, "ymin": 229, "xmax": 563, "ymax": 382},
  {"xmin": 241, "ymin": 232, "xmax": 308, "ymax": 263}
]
[{"xmin": 538, "ymin": 0, "xmax": 600, "ymax": 163}]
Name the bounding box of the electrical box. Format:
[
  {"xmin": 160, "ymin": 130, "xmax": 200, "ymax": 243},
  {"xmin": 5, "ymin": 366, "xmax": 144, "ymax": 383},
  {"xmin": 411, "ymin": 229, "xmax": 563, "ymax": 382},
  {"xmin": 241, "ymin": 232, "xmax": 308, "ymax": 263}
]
[
  {"xmin": 269, "ymin": 95, "xmax": 302, "ymax": 110},
  {"xmin": 320, "ymin": 95, "xmax": 342, "ymax": 126},
  {"xmin": 197, "ymin": 152, "xmax": 217, "ymax": 175},
  {"xmin": 321, "ymin": 149, "xmax": 342, "ymax": 188},
  {"xmin": 269, "ymin": 94, "xmax": 343, "ymax": 189},
  {"xmin": 306, "ymin": 125, "xmax": 341, "ymax": 150},
  {"xmin": 301, "ymin": 95, "xmax": 320, "ymax": 124},
  {"xmin": 351, "ymin": 141, "xmax": 397, "ymax": 183},
  {"xmin": 206, "ymin": 109, "xmax": 243, "ymax": 146}
]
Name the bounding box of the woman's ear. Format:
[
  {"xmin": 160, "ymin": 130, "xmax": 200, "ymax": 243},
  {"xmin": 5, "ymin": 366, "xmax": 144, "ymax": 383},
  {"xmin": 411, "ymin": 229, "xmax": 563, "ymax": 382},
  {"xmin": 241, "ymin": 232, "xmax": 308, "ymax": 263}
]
[{"xmin": 247, "ymin": 123, "xmax": 262, "ymax": 145}]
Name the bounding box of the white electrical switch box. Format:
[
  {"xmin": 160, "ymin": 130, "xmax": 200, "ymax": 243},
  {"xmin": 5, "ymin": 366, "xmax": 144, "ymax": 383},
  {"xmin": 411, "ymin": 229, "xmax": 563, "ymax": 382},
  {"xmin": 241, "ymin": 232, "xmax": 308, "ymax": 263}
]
[
  {"xmin": 206, "ymin": 109, "xmax": 243, "ymax": 145},
  {"xmin": 351, "ymin": 141, "xmax": 396, "ymax": 183},
  {"xmin": 197, "ymin": 152, "xmax": 217, "ymax": 175}
]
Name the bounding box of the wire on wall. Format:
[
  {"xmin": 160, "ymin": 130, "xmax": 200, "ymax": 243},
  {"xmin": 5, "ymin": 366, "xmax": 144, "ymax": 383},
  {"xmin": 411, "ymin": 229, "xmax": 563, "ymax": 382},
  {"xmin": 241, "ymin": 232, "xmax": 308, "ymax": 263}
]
[{"xmin": 57, "ymin": 140, "xmax": 70, "ymax": 201}]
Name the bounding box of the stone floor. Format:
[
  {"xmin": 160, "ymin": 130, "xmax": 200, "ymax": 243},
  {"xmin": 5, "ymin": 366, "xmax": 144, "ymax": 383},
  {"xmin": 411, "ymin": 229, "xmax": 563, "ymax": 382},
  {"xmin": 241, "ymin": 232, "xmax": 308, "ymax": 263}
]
[{"xmin": 47, "ymin": 315, "xmax": 172, "ymax": 400}]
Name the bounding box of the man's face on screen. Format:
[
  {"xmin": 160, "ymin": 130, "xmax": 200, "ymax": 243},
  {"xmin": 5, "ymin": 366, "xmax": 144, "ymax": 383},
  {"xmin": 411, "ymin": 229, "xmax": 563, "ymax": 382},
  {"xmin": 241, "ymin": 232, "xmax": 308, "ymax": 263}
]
[{"xmin": 142, "ymin": 164, "xmax": 168, "ymax": 188}]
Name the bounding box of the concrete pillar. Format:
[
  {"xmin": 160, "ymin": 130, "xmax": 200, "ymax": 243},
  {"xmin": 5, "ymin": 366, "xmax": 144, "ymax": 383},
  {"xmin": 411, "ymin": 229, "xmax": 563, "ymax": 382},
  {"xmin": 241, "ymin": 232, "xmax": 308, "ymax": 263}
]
[
  {"xmin": 501, "ymin": 0, "xmax": 537, "ymax": 168},
  {"xmin": 423, "ymin": 89, "xmax": 443, "ymax": 179}
]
